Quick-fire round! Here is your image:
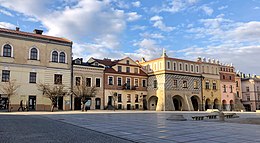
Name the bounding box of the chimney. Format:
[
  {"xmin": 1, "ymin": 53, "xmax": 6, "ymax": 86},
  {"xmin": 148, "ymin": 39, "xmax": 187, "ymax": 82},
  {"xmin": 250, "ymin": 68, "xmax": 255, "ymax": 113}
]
[
  {"xmin": 15, "ymin": 27, "xmax": 20, "ymax": 31},
  {"xmin": 33, "ymin": 29, "xmax": 43, "ymax": 35}
]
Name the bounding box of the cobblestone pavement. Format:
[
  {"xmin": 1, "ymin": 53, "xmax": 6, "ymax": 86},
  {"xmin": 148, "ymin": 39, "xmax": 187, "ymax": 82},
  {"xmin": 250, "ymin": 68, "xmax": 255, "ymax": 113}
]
[{"xmin": 39, "ymin": 111, "xmax": 260, "ymax": 143}]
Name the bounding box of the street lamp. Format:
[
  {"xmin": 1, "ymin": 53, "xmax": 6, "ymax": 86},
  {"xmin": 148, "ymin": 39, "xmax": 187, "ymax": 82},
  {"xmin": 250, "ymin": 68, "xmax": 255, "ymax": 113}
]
[{"xmin": 249, "ymin": 79, "xmax": 257, "ymax": 111}]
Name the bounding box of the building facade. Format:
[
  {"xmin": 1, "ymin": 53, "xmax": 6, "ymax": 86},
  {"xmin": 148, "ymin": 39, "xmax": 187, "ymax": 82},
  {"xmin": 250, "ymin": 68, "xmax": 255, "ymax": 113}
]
[
  {"xmin": 219, "ymin": 65, "xmax": 236, "ymax": 111},
  {"xmin": 197, "ymin": 57, "xmax": 221, "ymax": 110},
  {"xmin": 241, "ymin": 75, "xmax": 260, "ymax": 111},
  {"xmin": 0, "ymin": 28, "xmax": 72, "ymax": 111},
  {"xmin": 139, "ymin": 51, "xmax": 202, "ymax": 111},
  {"xmin": 88, "ymin": 57, "xmax": 148, "ymax": 110},
  {"xmin": 72, "ymin": 58, "xmax": 105, "ymax": 110}
]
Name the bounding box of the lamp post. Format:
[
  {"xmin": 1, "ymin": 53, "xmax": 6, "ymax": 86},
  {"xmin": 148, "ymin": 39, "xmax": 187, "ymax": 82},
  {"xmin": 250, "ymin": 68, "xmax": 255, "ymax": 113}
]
[{"xmin": 249, "ymin": 79, "xmax": 257, "ymax": 111}]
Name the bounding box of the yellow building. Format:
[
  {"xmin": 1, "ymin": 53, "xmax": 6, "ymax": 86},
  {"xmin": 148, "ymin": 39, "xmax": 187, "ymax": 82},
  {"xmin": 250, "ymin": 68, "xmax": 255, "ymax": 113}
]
[
  {"xmin": 139, "ymin": 51, "xmax": 202, "ymax": 111},
  {"xmin": 0, "ymin": 27, "xmax": 72, "ymax": 111},
  {"xmin": 197, "ymin": 57, "xmax": 221, "ymax": 110}
]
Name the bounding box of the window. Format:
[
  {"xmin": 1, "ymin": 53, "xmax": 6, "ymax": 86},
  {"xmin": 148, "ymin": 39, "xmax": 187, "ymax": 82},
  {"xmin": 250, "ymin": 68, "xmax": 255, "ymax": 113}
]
[
  {"xmin": 118, "ymin": 104, "xmax": 122, "ymax": 109},
  {"xmin": 207, "ymin": 66, "xmax": 209, "ymax": 73},
  {"xmin": 86, "ymin": 78, "xmax": 92, "ymax": 87},
  {"xmin": 179, "ymin": 63, "xmax": 182, "ymax": 71},
  {"xmin": 126, "ymin": 67, "xmax": 130, "ymax": 73},
  {"xmin": 134, "ymin": 79, "xmax": 139, "ymax": 87},
  {"xmin": 205, "ymin": 81, "xmax": 210, "ymax": 89},
  {"xmin": 246, "ymin": 87, "xmax": 250, "ymax": 92},
  {"xmin": 196, "ymin": 65, "xmax": 199, "ymax": 73},
  {"xmin": 134, "ymin": 68, "xmax": 138, "ymax": 73},
  {"xmin": 183, "ymin": 81, "xmax": 188, "ymax": 88},
  {"xmin": 118, "ymin": 66, "xmax": 122, "ymax": 72},
  {"xmin": 223, "ymin": 85, "xmax": 226, "ymax": 93},
  {"xmin": 117, "ymin": 77, "xmax": 122, "ymax": 86},
  {"xmin": 3, "ymin": 44, "xmax": 12, "ymax": 57},
  {"xmin": 2, "ymin": 70, "xmax": 10, "ymax": 82},
  {"xmin": 167, "ymin": 61, "xmax": 170, "ymax": 69},
  {"xmin": 230, "ymin": 85, "xmax": 233, "ymax": 93},
  {"xmin": 154, "ymin": 80, "xmax": 157, "ymax": 88},
  {"xmin": 154, "ymin": 63, "xmax": 157, "ymax": 71},
  {"xmin": 173, "ymin": 80, "xmax": 178, "ymax": 88},
  {"xmin": 229, "ymin": 76, "xmax": 232, "ymax": 80},
  {"xmin": 213, "ymin": 82, "xmax": 217, "ymax": 90},
  {"xmin": 30, "ymin": 48, "xmax": 38, "ymax": 60},
  {"xmin": 59, "ymin": 52, "xmax": 66, "ymax": 63},
  {"xmin": 29, "ymin": 72, "xmax": 37, "ymax": 83},
  {"xmin": 75, "ymin": 77, "xmax": 81, "ymax": 86},
  {"xmin": 173, "ymin": 62, "xmax": 177, "ymax": 70},
  {"xmin": 190, "ymin": 65, "xmax": 194, "ymax": 72},
  {"xmin": 236, "ymin": 81, "xmax": 239, "ymax": 87},
  {"xmin": 126, "ymin": 60, "xmax": 130, "ymax": 65},
  {"xmin": 185, "ymin": 64, "xmax": 188, "ymax": 72},
  {"xmin": 247, "ymin": 96, "xmax": 250, "ymax": 101},
  {"xmin": 52, "ymin": 51, "xmax": 58, "ymax": 62},
  {"xmin": 126, "ymin": 78, "xmax": 131, "ymax": 89},
  {"xmin": 202, "ymin": 66, "xmax": 204, "ymax": 73},
  {"xmin": 54, "ymin": 74, "xmax": 62, "ymax": 84},
  {"xmin": 96, "ymin": 78, "xmax": 101, "ymax": 87},
  {"xmin": 127, "ymin": 94, "xmax": 131, "ymax": 102},
  {"xmin": 135, "ymin": 94, "xmax": 139, "ymax": 103},
  {"xmin": 223, "ymin": 75, "xmax": 225, "ymax": 79},
  {"xmin": 159, "ymin": 62, "xmax": 162, "ymax": 70},
  {"xmin": 142, "ymin": 79, "xmax": 147, "ymax": 87},
  {"xmin": 118, "ymin": 94, "xmax": 122, "ymax": 102},
  {"xmin": 194, "ymin": 81, "xmax": 198, "ymax": 89},
  {"xmin": 211, "ymin": 67, "xmax": 214, "ymax": 74}
]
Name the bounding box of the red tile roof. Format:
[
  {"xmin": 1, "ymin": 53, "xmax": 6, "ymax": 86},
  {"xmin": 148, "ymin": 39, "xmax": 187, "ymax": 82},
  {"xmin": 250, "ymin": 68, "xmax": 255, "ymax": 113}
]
[
  {"xmin": 92, "ymin": 58, "xmax": 120, "ymax": 66},
  {"xmin": 0, "ymin": 28, "xmax": 72, "ymax": 44}
]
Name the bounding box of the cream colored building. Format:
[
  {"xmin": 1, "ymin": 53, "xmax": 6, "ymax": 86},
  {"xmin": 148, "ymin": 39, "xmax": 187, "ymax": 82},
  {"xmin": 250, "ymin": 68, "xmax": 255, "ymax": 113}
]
[
  {"xmin": 0, "ymin": 28, "xmax": 72, "ymax": 111},
  {"xmin": 72, "ymin": 58, "xmax": 104, "ymax": 110},
  {"xmin": 139, "ymin": 51, "xmax": 202, "ymax": 111},
  {"xmin": 197, "ymin": 57, "xmax": 221, "ymax": 110}
]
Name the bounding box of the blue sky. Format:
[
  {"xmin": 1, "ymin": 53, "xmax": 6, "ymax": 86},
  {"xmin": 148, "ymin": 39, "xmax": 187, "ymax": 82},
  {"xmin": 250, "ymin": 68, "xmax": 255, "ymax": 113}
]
[{"xmin": 0, "ymin": 0, "xmax": 260, "ymax": 74}]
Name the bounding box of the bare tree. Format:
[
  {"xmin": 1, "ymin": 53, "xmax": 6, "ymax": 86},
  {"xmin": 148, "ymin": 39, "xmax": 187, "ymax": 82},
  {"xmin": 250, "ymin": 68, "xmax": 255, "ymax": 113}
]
[
  {"xmin": 0, "ymin": 80, "xmax": 20, "ymax": 112},
  {"xmin": 37, "ymin": 83, "xmax": 68, "ymax": 112},
  {"xmin": 72, "ymin": 85, "xmax": 97, "ymax": 111}
]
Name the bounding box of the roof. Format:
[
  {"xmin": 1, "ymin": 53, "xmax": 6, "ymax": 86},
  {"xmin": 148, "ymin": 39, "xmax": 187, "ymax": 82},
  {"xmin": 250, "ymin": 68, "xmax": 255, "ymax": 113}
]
[
  {"xmin": 92, "ymin": 58, "xmax": 120, "ymax": 66},
  {"xmin": 0, "ymin": 28, "xmax": 72, "ymax": 44}
]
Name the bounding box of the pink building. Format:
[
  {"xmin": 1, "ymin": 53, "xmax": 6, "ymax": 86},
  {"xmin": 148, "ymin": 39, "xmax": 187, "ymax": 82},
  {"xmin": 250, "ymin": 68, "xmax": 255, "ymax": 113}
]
[{"xmin": 220, "ymin": 65, "xmax": 236, "ymax": 111}]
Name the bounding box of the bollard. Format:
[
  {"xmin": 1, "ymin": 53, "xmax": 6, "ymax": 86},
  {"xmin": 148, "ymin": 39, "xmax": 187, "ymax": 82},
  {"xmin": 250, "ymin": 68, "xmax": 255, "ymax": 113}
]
[{"xmin": 219, "ymin": 111, "xmax": 225, "ymax": 121}]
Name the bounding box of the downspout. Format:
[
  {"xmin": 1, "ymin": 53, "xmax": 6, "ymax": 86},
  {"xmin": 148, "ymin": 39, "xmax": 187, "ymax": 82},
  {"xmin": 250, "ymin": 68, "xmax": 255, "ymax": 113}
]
[{"xmin": 70, "ymin": 42, "xmax": 73, "ymax": 110}]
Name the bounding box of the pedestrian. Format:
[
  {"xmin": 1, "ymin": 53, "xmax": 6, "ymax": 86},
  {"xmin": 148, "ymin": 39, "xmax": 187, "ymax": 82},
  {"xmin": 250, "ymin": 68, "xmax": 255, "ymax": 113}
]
[{"xmin": 18, "ymin": 100, "xmax": 24, "ymax": 111}]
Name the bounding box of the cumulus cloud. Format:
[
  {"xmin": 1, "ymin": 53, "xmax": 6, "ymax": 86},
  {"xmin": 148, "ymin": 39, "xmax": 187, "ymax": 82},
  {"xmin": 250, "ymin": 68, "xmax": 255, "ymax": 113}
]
[
  {"xmin": 200, "ymin": 5, "xmax": 213, "ymax": 16},
  {"xmin": 0, "ymin": 22, "xmax": 16, "ymax": 29},
  {"xmin": 150, "ymin": 15, "xmax": 175, "ymax": 32},
  {"xmin": 130, "ymin": 25, "xmax": 147, "ymax": 31},
  {"xmin": 127, "ymin": 12, "xmax": 142, "ymax": 21},
  {"xmin": 140, "ymin": 32, "xmax": 164, "ymax": 39},
  {"xmin": 153, "ymin": 0, "xmax": 198, "ymax": 13}
]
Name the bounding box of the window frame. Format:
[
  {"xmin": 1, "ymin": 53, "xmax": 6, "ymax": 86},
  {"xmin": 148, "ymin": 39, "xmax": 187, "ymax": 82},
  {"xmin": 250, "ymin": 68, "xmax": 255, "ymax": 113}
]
[
  {"xmin": 59, "ymin": 52, "xmax": 66, "ymax": 63},
  {"xmin": 54, "ymin": 74, "xmax": 62, "ymax": 84},
  {"xmin": 29, "ymin": 72, "xmax": 37, "ymax": 84},
  {"xmin": 2, "ymin": 44, "xmax": 13, "ymax": 57},
  {"xmin": 86, "ymin": 77, "xmax": 92, "ymax": 87},
  {"xmin": 2, "ymin": 70, "xmax": 10, "ymax": 82},
  {"xmin": 95, "ymin": 77, "xmax": 101, "ymax": 87},
  {"xmin": 51, "ymin": 51, "xmax": 59, "ymax": 63},
  {"xmin": 117, "ymin": 77, "xmax": 122, "ymax": 86},
  {"xmin": 108, "ymin": 76, "xmax": 114, "ymax": 85}
]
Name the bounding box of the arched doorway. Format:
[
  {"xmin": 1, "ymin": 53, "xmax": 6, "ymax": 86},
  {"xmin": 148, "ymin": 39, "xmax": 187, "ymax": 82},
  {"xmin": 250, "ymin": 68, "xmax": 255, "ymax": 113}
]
[
  {"xmin": 95, "ymin": 98, "xmax": 101, "ymax": 109},
  {"xmin": 205, "ymin": 99, "xmax": 210, "ymax": 110},
  {"xmin": 230, "ymin": 100, "xmax": 234, "ymax": 111},
  {"xmin": 222, "ymin": 100, "xmax": 227, "ymax": 111},
  {"xmin": 191, "ymin": 96, "xmax": 199, "ymax": 111},
  {"xmin": 213, "ymin": 99, "xmax": 219, "ymax": 109},
  {"xmin": 172, "ymin": 95, "xmax": 183, "ymax": 111},
  {"xmin": 148, "ymin": 96, "xmax": 158, "ymax": 110}
]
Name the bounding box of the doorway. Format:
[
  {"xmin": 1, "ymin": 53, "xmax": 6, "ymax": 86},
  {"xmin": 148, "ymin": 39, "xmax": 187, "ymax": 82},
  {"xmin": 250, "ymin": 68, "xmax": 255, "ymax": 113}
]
[
  {"xmin": 29, "ymin": 96, "xmax": 36, "ymax": 110},
  {"xmin": 74, "ymin": 97, "xmax": 81, "ymax": 110},
  {"xmin": 95, "ymin": 98, "xmax": 101, "ymax": 109},
  {"xmin": 191, "ymin": 96, "xmax": 199, "ymax": 111},
  {"xmin": 108, "ymin": 96, "xmax": 112, "ymax": 106},
  {"xmin": 57, "ymin": 96, "xmax": 63, "ymax": 110}
]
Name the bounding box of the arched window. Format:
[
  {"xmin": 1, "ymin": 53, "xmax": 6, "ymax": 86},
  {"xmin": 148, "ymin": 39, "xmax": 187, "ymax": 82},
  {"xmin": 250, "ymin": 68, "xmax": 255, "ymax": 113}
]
[
  {"xmin": 52, "ymin": 51, "xmax": 58, "ymax": 62},
  {"xmin": 59, "ymin": 52, "xmax": 66, "ymax": 63},
  {"xmin": 30, "ymin": 48, "xmax": 38, "ymax": 60},
  {"xmin": 3, "ymin": 44, "xmax": 12, "ymax": 57}
]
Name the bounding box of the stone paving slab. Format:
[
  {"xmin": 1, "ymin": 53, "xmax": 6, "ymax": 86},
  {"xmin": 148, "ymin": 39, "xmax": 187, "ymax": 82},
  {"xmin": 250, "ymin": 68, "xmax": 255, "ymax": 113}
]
[{"xmin": 38, "ymin": 112, "xmax": 260, "ymax": 143}]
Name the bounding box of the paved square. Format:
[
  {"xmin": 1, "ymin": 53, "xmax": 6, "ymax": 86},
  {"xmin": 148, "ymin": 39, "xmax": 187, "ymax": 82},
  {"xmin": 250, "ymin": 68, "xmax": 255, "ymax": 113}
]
[{"xmin": 41, "ymin": 111, "xmax": 260, "ymax": 143}]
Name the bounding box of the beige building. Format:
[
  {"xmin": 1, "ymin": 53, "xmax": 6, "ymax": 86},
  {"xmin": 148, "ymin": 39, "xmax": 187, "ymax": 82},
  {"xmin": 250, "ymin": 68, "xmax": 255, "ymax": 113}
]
[
  {"xmin": 88, "ymin": 57, "xmax": 148, "ymax": 110},
  {"xmin": 0, "ymin": 27, "xmax": 72, "ymax": 111},
  {"xmin": 139, "ymin": 51, "xmax": 202, "ymax": 111},
  {"xmin": 72, "ymin": 58, "xmax": 105, "ymax": 110},
  {"xmin": 197, "ymin": 57, "xmax": 221, "ymax": 110}
]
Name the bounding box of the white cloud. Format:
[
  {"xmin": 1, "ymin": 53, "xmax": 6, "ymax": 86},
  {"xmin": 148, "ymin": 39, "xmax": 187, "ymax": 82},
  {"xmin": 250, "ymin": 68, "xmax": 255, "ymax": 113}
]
[
  {"xmin": 0, "ymin": 22, "xmax": 16, "ymax": 29},
  {"xmin": 140, "ymin": 32, "xmax": 164, "ymax": 39},
  {"xmin": 0, "ymin": 9, "xmax": 13, "ymax": 17},
  {"xmin": 155, "ymin": 0, "xmax": 199, "ymax": 13},
  {"xmin": 127, "ymin": 12, "xmax": 142, "ymax": 21},
  {"xmin": 218, "ymin": 5, "xmax": 228, "ymax": 10},
  {"xmin": 150, "ymin": 15, "xmax": 175, "ymax": 32},
  {"xmin": 200, "ymin": 5, "xmax": 213, "ymax": 16},
  {"xmin": 254, "ymin": 7, "xmax": 260, "ymax": 10},
  {"xmin": 130, "ymin": 25, "xmax": 146, "ymax": 31},
  {"xmin": 132, "ymin": 1, "xmax": 141, "ymax": 7}
]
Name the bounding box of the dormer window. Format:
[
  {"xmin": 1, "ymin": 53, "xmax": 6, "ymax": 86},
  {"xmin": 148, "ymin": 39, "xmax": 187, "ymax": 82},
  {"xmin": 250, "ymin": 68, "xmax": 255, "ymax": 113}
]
[
  {"xmin": 94, "ymin": 62, "xmax": 98, "ymax": 66},
  {"xmin": 126, "ymin": 60, "xmax": 130, "ymax": 65},
  {"xmin": 75, "ymin": 59, "xmax": 81, "ymax": 64}
]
